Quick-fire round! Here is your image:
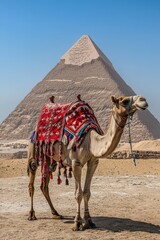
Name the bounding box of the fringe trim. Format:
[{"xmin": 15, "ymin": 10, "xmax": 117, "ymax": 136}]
[{"xmin": 35, "ymin": 140, "xmax": 72, "ymax": 185}]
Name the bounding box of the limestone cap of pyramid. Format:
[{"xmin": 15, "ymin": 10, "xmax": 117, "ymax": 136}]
[{"xmin": 61, "ymin": 35, "xmax": 114, "ymax": 68}]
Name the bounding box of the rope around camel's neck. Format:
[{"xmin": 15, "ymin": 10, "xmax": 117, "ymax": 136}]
[{"xmin": 112, "ymin": 106, "xmax": 136, "ymax": 166}]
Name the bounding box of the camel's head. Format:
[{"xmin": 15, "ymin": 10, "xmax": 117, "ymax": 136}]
[{"xmin": 111, "ymin": 95, "xmax": 148, "ymax": 117}]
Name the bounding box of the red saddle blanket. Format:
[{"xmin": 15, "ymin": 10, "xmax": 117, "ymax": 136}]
[
  {"xmin": 33, "ymin": 100, "xmax": 103, "ymax": 184},
  {"xmin": 35, "ymin": 100, "xmax": 103, "ymax": 146}
]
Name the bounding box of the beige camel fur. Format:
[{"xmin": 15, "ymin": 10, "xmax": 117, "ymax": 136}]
[{"xmin": 27, "ymin": 95, "xmax": 148, "ymax": 231}]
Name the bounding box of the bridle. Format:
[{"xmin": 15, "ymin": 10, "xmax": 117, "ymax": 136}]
[
  {"xmin": 113, "ymin": 96, "xmax": 136, "ymax": 166},
  {"xmin": 112, "ymin": 96, "xmax": 134, "ymax": 128},
  {"xmin": 119, "ymin": 96, "xmax": 134, "ymax": 117}
]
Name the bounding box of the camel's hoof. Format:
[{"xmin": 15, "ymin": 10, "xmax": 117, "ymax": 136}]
[
  {"xmin": 28, "ymin": 216, "xmax": 37, "ymax": 221},
  {"xmin": 83, "ymin": 219, "xmax": 97, "ymax": 229},
  {"xmin": 72, "ymin": 222, "xmax": 84, "ymax": 231},
  {"xmin": 72, "ymin": 226, "xmax": 84, "ymax": 231},
  {"xmin": 52, "ymin": 212, "xmax": 63, "ymax": 219},
  {"xmin": 72, "ymin": 226, "xmax": 79, "ymax": 231},
  {"xmin": 28, "ymin": 211, "xmax": 37, "ymax": 221},
  {"xmin": 79, "ymin": 225, "xmax": 85, "ymax": 231}
]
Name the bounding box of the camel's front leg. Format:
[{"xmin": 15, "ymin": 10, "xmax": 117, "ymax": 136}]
[
  {"xmin": 72, "ymin": 159, "xmax": 83, "ymax": 231},
  {"xmin": 83, "ymin": 158, "xmax": 99, "ymax": 229}
]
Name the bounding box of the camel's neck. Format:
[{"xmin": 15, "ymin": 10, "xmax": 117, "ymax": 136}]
[{"xmin": 90, "ymin": 109, "xmax": 127, "ymax": 158}]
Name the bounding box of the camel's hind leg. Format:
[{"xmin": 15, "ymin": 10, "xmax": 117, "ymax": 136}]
[
  {"xmin": 40, "ymin": 168, "xmax": 62, "ymax": 219},
  {"xmin": 28, "ymin": 168, "xmax": 37, "ymax": 220},
  {"xmin": 27, "ymin": 142, "xmax": 38, "ymax": 220}
]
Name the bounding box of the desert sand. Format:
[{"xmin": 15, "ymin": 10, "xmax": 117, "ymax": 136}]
[{"xmin": 0, "ymin": 157, "xmax": 160, "ymax": 240}]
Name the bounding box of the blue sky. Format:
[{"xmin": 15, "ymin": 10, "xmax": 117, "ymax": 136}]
[{"xmin": 0, "ymin": 0, "xmax": 160, "ymax": 123}]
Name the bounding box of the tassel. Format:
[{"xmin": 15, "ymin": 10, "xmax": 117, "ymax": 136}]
[
  {"xmin": 57, "ymin": 167, "xmax": 62, "ymax": 184},
  {"xmin": 50, "ymin": 172, "xmax": 53, "ymax": 179},
  {"xmin": 58, "ymin": 167, "xmax": 61, "ymax": 176},
  {"xmin": 57, "ymin": 175, "xmax": 62, "ymax": 185},
  {"xmin": 59, "ymin": 159, "xmax": 63, "ymax": 169},
  {"xmin": 65, "ymin": 178, "xmax": 69, "ymax": 185},
  {"xmin": 68, "ymin": 167, "xmax": 72, "ymax": 178},
  {"xmin": 63, "ymin": 168, "xmax": 67, "ymax": 177}
]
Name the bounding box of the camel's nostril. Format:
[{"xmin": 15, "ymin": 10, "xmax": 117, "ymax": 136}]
[{"xmin": 140, "ymin": 97, "xmax": 146, "ymax": 101}]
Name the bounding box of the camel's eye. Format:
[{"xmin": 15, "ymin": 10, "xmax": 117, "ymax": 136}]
[{"xmin": 122, "ymin": 99, "xmax": 130, "ymax": 106}]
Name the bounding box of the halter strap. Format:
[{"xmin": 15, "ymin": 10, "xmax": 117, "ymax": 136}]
[
  {"xmin": 112, "ymin": 96, "xmax": 133, "ymax": 128},
  {"xmin": 113, "ymin": 96, "xmax": 136, "ymax": 166}
]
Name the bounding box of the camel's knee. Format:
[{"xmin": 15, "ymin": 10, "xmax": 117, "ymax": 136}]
[
  {"xmin": 83, "ymin": 190, "xmax": 91, "ymax": 201},
  {"xmin": 75, "ymin": 190, "xmax": 83, "ymax": 203}
]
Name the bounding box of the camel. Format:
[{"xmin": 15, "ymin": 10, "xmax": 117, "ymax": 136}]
[{"xmin": 27, "ymin": 95, "xmax": 148, "ymax": 231}]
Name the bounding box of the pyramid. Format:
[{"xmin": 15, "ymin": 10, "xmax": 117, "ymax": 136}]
[{"xmin": 1, "ymin": 35, "xmax": 160, "ymax": 141}]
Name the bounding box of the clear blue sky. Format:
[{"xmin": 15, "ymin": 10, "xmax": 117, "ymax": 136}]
[{"xmin": 0, "ymin": 0, "xmax": 160, "ymax": 123}]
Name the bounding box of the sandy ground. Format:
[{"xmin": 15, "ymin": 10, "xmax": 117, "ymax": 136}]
[
  {"xmin": 0, "ymin": 158, "xmax": 160, "ymax": 178},
  {"xmin": 0, "ymin": 158, "xmax": 160, "ymax": 240}
]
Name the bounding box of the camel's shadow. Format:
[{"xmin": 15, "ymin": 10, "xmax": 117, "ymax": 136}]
[
  {"xmin": 64, "ymin": 216, "xmax": 160, "ymax": 234},
  {"xmin": 93, "ymin": 216, "xmax": 160, "ymax": 234}
]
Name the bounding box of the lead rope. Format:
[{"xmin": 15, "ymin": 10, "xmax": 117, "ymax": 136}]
[{"xmin": 127, "ymin": 96, "xmax": 136, "ymax": 166}]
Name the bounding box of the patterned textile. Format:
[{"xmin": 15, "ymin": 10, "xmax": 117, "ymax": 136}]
[
  {"xmin": 33, "ymin": 100, "xmax": 103, "ymax": 183},
  {"xmin": 36, "ymin": 102, "xmax": 70, "ymax": 143},
  {"xmin": 36, "ymin": 100, "xmax": 102, "ymax": 146}
]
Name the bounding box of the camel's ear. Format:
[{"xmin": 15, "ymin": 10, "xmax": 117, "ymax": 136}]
[{"xmin": 111, "ymin": 96, "xmax": 118, "ymax": 104}]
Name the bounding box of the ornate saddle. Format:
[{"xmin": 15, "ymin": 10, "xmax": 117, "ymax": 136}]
[{"xmin": 32, "ymin": 95, "xmax": 103, "ymax": 184}]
